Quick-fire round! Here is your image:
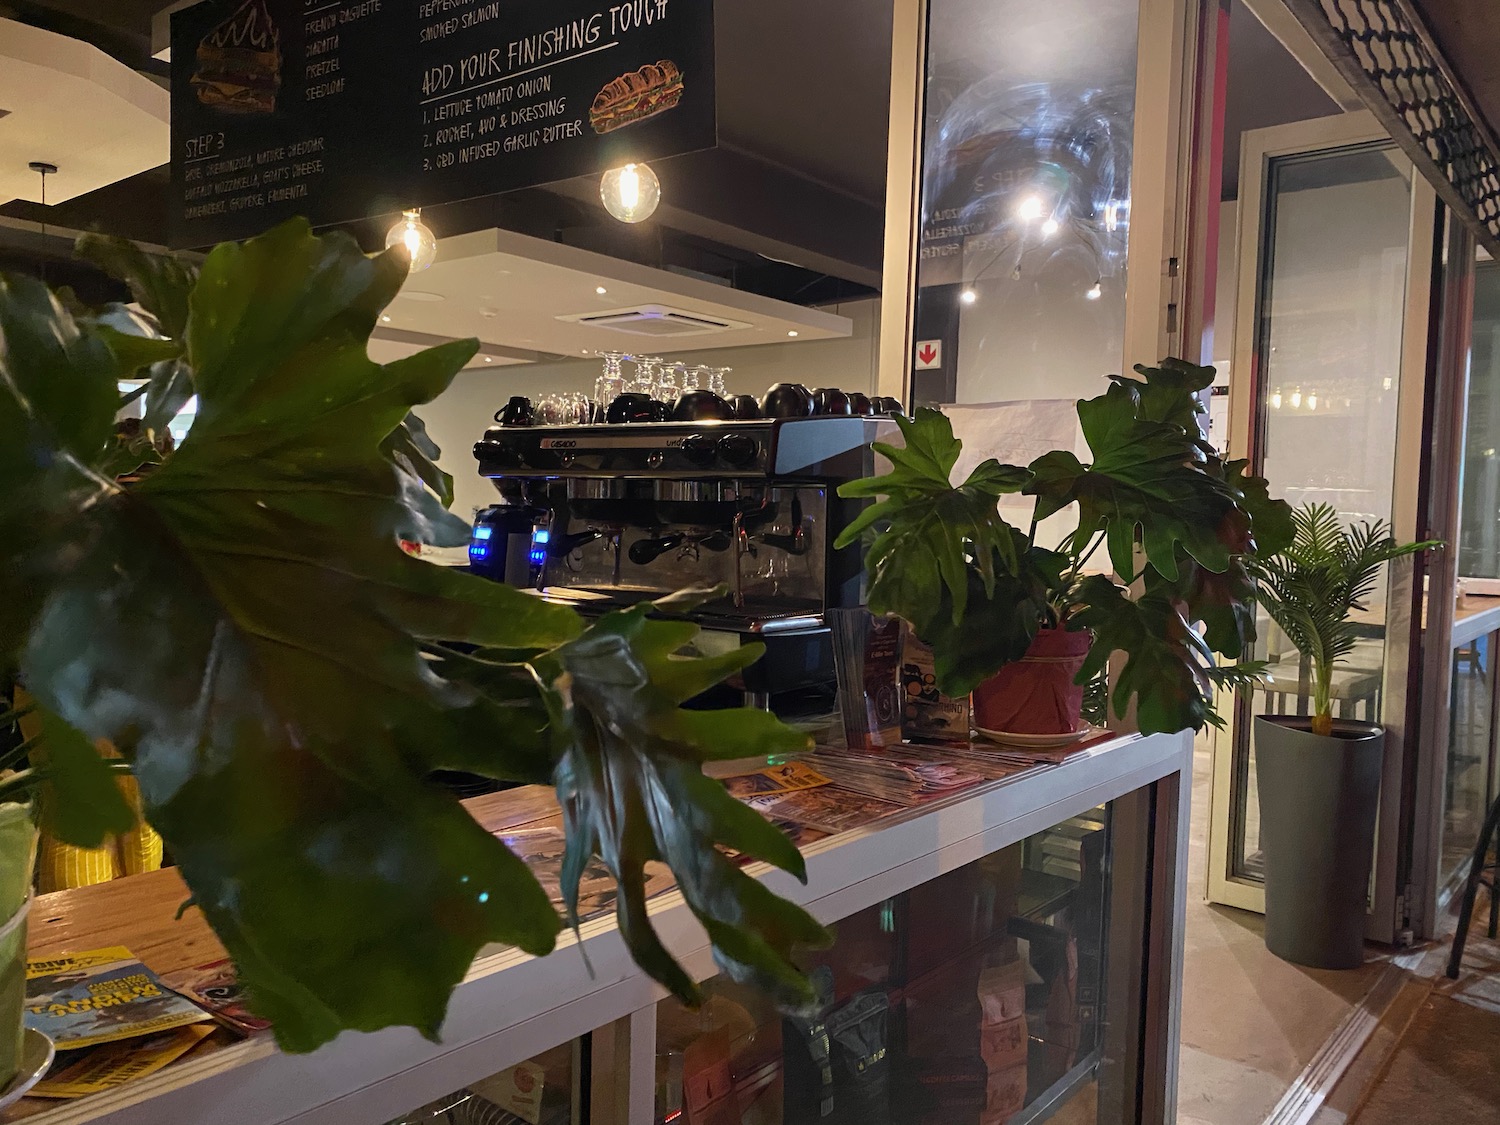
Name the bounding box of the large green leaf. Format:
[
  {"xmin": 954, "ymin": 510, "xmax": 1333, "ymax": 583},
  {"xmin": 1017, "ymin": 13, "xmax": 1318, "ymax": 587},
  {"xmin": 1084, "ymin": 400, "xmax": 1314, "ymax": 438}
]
[
  {"xmin": 34, "ymin": 708, "xmax": 134, "ymax": 848},
  {"xmin": 1223, "ymin": 458, "xmax": 1294, "ymax": 558},
  {"xmin": 837, "ymin": 409, "xmax": 1029, "ymax": 637},
  {"xmin": 1117, "ymin": 358, "xmax": 1214, "ymax": 433},
  {"xmin": 14, "ymin": 221, "xmax": 587, "ymax": 1051},
  {"xmin": 1071, "ymin": 574, "xmax": 1221, "ymax": 734},
  {"xmin": 1026, "ymin": 372, "xmax": 1242, "ymax": 582},
  {"xmin": 0, "ymin": 275, "xmax": 118, "ymax": 665},
  {"xmin": 538, "ymin": 604, "xmax": 828, "ymax": 1009},
  {"xmin": 75, "ymin": 234, "xmax": 201, "ymax": 446},
  {"xmin": 5, "ymin": 219, "xmax": 829, "ymax": 1053},
  {"xmin": 76, "ymin": 233, "xmax": 197, "ymax": 339},
  {"xmin": 384, "ymin": 411, "xmax": 456, "ymax": 510}
]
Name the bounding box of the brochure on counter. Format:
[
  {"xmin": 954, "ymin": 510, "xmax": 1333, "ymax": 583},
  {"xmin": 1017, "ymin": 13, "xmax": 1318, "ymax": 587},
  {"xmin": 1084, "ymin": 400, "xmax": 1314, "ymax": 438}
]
[
  {"xmin": 159, "ymin": 960, "xmax": 272, "ymax": 1036},
  {"xmin": 28, "ymin": 1025, "xmax": 217, "ymax": 1099},
  {"xmin": 25, "ymin": 946, "xmax": 214, "ymax": 1050}
]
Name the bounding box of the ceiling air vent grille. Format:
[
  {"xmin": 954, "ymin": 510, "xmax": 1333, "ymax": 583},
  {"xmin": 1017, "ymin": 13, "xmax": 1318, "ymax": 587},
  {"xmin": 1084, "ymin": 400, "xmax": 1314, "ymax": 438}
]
[{"xmin": 556, "ymin": 304, "xmax": 751, "ymax": 338}]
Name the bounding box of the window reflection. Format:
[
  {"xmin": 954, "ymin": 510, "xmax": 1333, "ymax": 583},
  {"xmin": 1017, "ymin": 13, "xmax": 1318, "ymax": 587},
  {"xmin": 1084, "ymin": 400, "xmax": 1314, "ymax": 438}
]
[
  {"xmin": 915, "ymin": 0, "xmax": 1139, "ymax": 412},
  {"xmin": 1460, "ymin": 261, "xmax": 1500, "ymax": 580}
]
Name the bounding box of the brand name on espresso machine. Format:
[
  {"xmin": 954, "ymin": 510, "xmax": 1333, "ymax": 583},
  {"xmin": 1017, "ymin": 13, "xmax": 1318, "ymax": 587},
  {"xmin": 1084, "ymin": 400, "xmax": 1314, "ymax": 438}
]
[{"xmin": 539, "ymin": 435, "xmax": 692, "ymax": 450}]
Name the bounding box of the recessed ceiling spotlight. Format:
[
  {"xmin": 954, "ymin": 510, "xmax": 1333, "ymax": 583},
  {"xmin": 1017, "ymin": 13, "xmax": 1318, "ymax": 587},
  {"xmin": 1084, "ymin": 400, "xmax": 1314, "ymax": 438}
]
[
  {"xmin": 484, "ymin": 356, "xmax": 494, "ymax": 363},
  {"xmin": 380, "ymin": 315, "xmax": 392, "ymax": 322},
  {"xmin": 788, "ymin": 330, "xmax": 800, "ymax": 337},
  {"xmin": 960, "ymin": 288, "xmax": 978, "ymax": 305},
  {"xmin": 596, "ymin": 286, "xmax": 608, "ymax": 296}
]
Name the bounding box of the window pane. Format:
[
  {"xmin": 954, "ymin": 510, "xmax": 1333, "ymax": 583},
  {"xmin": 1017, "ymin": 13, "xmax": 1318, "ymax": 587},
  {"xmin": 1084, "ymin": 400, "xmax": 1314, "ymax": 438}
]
[
  {"xmin": 914, "ymin": 0, "xmax": 1140, "ymax": 414},
  {"xmin": 1459, "ymin": 262, "xmax": 1500, "ymax": 579},
  {"xmin": 1233, "ymin": 145, "xmax": 1413, "ymax": 882}
]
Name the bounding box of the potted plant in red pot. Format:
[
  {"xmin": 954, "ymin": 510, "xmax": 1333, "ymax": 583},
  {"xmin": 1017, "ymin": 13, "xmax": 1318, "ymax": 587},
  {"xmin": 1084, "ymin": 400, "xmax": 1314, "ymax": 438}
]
[{"xmin": 835, "ymin": 360, "xmax": 1293, "ymax": 739}]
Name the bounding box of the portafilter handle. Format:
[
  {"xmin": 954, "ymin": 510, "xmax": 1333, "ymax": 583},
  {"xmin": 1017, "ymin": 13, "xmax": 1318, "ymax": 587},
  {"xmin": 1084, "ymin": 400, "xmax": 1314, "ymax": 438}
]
[
  {"xmin": 628, "ymin": 533, "xmax": 686, "ymax": 566},
  {"xmin": 548, "ymin": 529, "xmax": 604, "ymax": 559}
]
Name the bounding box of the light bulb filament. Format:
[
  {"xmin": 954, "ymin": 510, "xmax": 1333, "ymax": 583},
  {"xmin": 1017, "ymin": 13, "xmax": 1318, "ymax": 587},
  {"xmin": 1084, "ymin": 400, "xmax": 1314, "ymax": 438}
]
[{"xmin": 619, "ymin": 165, "xmax": 641, "ymax": 212}]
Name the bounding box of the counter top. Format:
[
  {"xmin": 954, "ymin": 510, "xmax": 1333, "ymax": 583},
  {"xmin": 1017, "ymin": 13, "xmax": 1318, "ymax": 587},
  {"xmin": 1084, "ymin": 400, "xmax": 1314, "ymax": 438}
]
[
  {"xmin": 7, "ymin": 730, "xmax": 1193, "ymax": 1125},
  {"xmin": 1452, "ymin": 595, "xmax": 1500, "ymax": 649}
]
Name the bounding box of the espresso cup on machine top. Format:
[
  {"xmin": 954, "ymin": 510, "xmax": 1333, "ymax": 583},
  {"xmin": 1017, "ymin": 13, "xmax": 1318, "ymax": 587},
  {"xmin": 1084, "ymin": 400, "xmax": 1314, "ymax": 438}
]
[
  {"xmin": 761, "ymin": 383, "xmax": 816, "ymax": 419},
  {"xmin": 607, "ymin": 393, "xmax": 665, "ymax": 424},
  {"xmin": 812, "ymin": 388, "xmax": 853, "ymax": 416},
  {"xmin": 496, "ymin": 396, "xmax": 535, "ymax": 427},
  {"xmin": 730, "ymin": 394, "xmax": 763, "ymax": 419},
  {"xmin": 670, "ymin": 389, "xmax": 735, "ymax": 422}
]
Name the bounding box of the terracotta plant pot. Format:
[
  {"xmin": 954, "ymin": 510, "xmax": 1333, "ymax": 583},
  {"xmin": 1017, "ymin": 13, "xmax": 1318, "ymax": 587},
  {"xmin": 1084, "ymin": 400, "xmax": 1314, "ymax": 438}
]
[{"xmin": 972, "ymin": 628, "xmax": 1092, "ymax": 736}]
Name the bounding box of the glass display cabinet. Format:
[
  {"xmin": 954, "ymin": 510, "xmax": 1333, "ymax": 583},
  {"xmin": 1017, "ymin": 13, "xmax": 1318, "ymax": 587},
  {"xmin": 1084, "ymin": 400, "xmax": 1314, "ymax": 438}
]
[
  {"xmin": 8, "ymin": 731, "xmax": 1190, "ymax": 1125},
  {"xmin": 654, "ymin": 809, "xmax": 1125, "ymax": 1125}
]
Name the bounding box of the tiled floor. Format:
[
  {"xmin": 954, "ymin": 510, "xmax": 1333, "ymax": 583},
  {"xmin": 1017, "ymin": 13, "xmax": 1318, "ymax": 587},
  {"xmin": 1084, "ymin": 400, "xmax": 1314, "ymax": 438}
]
[
  {"xmin": 1177, "ymin": 745, "xmax": 1391, "ymax": 1125},
  {"xmin": 1333, "ymin": 895, "xmax": 1500, "ymax": 1124}
]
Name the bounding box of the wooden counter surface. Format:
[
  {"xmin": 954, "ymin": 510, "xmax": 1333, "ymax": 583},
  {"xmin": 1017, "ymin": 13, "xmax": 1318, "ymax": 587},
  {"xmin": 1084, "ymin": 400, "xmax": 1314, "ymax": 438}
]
[{"xmin": 9, "ymin": 786, "xmax": 562, "ymax": 1120}]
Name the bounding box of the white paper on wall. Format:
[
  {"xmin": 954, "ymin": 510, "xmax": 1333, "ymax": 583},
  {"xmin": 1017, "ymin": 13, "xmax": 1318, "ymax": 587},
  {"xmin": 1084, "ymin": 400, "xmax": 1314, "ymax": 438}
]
[{"xmin": 942, "ymin": 400, "xmax": 1090, "ymax": 556}]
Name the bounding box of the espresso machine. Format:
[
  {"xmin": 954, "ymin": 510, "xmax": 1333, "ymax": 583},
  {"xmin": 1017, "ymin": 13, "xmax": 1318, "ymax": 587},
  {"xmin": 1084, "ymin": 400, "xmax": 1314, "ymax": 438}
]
[{"xmin": 471, "ymin": 416, "xmax": 895, "ymax": 712}]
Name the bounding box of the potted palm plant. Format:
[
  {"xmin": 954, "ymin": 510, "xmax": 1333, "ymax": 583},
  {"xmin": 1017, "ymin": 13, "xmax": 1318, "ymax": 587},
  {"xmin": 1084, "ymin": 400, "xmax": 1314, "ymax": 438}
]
[
  {"xmin": 0, "ymin": 219, "xmax": 829, "ymax": 1056},
  {"xmin": 836, "ymin": 360, "xmax": 1292, "ymax": 738},
  {"xmin": 1251, "ymin": 504, "xmax": 1437, "ymax": 969}
]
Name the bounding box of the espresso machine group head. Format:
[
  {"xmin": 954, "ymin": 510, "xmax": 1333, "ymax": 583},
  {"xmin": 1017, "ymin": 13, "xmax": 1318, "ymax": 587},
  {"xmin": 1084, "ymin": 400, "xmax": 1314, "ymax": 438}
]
[{"xmin": 471, "ymin": 416, "xmax": 895, "ymax": 709}]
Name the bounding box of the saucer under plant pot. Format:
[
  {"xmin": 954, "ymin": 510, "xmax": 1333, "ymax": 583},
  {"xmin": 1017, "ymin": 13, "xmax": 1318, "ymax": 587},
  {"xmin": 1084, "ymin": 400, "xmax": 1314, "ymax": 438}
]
[
  {"xmin": 971, "ymin": 627, "xmax": 1092, "ymax": 737},
  {"xmin": 1250, "ymin": 503, "xmax": 1437, "ymax": 970}
]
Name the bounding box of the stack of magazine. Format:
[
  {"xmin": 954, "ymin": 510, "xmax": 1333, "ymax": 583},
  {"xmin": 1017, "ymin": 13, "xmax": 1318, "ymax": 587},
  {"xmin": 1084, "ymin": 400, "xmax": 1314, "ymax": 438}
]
[
  {"xmin": 801, "ymin": 748, "xmax": 986, "ymax": 806},
  {"xmin": 23, "ymin": 947, "xmax": 221, "ymax": 1099}
]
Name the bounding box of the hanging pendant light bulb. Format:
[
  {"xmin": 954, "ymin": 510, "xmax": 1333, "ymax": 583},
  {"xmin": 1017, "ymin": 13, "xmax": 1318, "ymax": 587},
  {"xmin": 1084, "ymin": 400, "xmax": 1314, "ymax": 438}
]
[
  {"xmin": 601, "ymin": 162, "xmax": 661, "ymax": 224},
  {"xmin": 1085, "ymin": 279, "xmax": 1103, "ymax": 301},
  {"xmin": 385, "ymin": 208, "xmax": 437, "ymax": 273}
]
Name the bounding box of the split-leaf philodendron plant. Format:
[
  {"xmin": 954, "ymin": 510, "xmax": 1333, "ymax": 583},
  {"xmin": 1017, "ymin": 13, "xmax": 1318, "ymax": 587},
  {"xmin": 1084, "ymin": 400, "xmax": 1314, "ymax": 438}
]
[
  {"xmin": 0, "ymin": 220, "xmax": 831, "ymax": 1054},
  {"xmin": 835, "ymin": 361, "xmax": 1295, "ymax": 735}
]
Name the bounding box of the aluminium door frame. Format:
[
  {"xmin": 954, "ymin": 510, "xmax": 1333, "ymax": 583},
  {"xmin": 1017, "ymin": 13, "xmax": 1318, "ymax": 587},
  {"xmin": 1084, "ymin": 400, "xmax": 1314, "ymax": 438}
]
[{"xmin": 1211, "ymin": 112, "xmax": 1438, "ymax": 941}]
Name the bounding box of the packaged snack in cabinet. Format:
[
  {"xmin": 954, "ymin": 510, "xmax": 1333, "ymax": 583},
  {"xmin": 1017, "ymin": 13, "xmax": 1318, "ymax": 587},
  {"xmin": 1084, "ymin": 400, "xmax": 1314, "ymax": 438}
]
[{"xmin": 983, "ymin": 1064, "xmax": 1029, "ymax": 1124}]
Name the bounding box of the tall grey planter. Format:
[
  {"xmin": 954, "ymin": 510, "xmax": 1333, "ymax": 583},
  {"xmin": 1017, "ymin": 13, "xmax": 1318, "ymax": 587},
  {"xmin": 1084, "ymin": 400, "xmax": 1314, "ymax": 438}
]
[{"xmin": 1254, "ymin": 715, "xmax": 1384, "ymax": 970}]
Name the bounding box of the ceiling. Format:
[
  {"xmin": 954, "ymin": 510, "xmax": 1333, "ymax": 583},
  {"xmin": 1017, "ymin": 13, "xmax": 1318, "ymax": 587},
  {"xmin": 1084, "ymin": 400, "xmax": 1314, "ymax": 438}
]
[
  {"xmin": 370, "ymin": 226, "xmax": 853, "ymax": 362},
  {"xmin": 1411, "ymin": 0, "xmax": 1500, "ymax": 154},
  {"xmin": 0, "ymin": 18, "xmax": 168, "ymax": 205}
]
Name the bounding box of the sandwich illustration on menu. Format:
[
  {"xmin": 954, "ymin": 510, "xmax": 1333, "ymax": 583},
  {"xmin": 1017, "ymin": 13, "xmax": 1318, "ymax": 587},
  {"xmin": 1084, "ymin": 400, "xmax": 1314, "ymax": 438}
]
[
  {"xmin": 590, "ymin": 60, "xmax": 685, "ymax": 134},
  {"xmin": 192, "ymin": 0, "xmax": 282, "ymax": 115}
]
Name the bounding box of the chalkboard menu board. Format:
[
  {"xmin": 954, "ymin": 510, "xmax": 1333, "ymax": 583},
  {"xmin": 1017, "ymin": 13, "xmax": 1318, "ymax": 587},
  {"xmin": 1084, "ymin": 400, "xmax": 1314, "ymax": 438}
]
[{"xmin": 170, "ymin": 0, "xmax": 716, "ymax": 248}]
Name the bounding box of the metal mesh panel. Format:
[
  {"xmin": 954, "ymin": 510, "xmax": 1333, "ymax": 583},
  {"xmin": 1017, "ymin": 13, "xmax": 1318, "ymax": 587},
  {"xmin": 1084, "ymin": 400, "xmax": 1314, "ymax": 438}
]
[{"xmin": 1306, "ymin": 0, "xmax": 1500, "ymax": 250}]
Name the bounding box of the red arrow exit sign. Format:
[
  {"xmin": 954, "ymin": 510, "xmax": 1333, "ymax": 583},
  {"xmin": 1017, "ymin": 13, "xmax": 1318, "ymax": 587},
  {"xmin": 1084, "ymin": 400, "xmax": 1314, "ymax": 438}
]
[{"xmin": 915, "ymin": 340, "xmax": 942, "ymax": 369}]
